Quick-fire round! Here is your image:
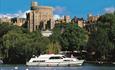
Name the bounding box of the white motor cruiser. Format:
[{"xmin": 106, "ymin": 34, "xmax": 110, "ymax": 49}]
[{"xmin": 26, "ymin": 54, "xmax": 84, "ymax": 66}]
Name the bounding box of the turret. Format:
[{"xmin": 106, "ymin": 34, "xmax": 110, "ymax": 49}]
[
  {"xmin": 88, "ymin": 13, "xmax": 92, "ymax": 18},
  {"xmin": 31, "ymin": 2, "xmax": 38, "ymax": 10}
]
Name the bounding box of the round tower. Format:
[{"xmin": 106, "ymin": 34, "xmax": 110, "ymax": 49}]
[
  {"xmin": 32, "ymin": 2, "xmax": 38, "ymax": 7},
  {"xmin": 88, "ymin": 13, "xmax": 92, "ymax": 17},
  {"xmin": 31, "ymin": 2, "xmax": 38, "ymax": 10}
]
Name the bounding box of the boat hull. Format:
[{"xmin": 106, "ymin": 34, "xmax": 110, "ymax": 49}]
[{"xmin": 26, "ymin": 60, "xmax": 84, "ymax": 67}]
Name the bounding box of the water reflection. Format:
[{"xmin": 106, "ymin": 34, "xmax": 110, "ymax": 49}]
[
  {"xmin": 27, "ymin": 67, "xmax": 82, "ymax": 70},
  {"xmin": 0, "ymin": 63, "xmax": 115, "ymax": 70}
]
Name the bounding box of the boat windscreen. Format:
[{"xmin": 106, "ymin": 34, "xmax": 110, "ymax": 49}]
[{"xmin": 62, "ymin": 56, "xmax": 66, "ymax": 58}]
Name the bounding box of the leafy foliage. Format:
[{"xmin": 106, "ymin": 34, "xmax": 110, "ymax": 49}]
[
  {"xmin": 60, "ymin": 23, "xmax": 88, "ymax": 51},
  {"xmin": 87, "ymin": 12, "xmax": 115, "ymax": 61}
]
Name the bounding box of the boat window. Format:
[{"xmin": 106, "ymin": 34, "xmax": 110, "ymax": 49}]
[
  {"xmin": 32, "ymin": 60, "xmax": 45, "ymax": 62},
  {"xmin": 64, "ymin": 60, "xmax": 73, "ymax": 61},
  {"xmin": 62, "ymin": 56, "xmax": 66, "ymax": 58},
  {"xmin": 64, "ymin": 60, "xmax": 71, "ymax": 61},
  {"xmin": 49, "ymin": 57, "xmax": 63, "ymax": 59}
]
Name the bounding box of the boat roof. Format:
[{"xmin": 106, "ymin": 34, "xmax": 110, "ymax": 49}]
[
  {"xmin": 29, "ymin": 54, "xmax": 64, "ymax": 62},
  {"xmin": 39, "ymin": 54, "xmax": 64, "ymax": 58}
]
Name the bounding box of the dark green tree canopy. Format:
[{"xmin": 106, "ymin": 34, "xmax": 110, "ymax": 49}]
[{"xmin": 60, "ymin": 23, "xmax": 88, "ymax": 51}]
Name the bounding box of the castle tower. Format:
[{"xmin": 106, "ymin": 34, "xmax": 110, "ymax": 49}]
[
  {"xmin": 31, "ymin": 1, "xmax": 38, "ymax": 10},
  {"xmin": 88, "ymin": 13, "xmax": 92, "ymax": 18},
  {"xmin": 26, "ymin": 1, "xmax": 53, "ymax": 32}
]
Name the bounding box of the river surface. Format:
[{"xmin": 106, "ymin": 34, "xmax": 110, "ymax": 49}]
[{"xmin": 0, "ymin": 63, "xmax": 115, "ymax": 70}]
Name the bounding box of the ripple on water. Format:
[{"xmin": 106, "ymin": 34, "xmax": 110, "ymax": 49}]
[{"xmin": 0, "ymin": 63, "xmax": 115, "ymax": 70}]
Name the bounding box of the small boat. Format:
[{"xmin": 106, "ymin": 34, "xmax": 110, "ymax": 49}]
[{"xmin": 26, "ymin": 54, "xmax": 84, "ymax": 66}]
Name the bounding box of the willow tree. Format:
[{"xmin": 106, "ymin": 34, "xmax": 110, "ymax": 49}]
[{"xmin": 46, "ymin": 42, "xmax": 61, "ymax": 54}]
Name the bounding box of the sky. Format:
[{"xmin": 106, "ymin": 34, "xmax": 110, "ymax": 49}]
[{"xmin": 0, "ymin": 0, "xmax": 115, "ymax": 19}]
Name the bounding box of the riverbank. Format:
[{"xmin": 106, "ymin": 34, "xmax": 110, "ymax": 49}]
[{"xmin": 85, "ymin": 61, "xmax": 115, "ymax": 65}]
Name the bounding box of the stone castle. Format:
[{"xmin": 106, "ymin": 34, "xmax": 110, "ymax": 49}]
[
  {"xmin": 26, "ymin": 2, "xmax": 54, "ymax": 32},
  {"xmin": 0, "ymin": 1, "xmax": 100, "ymax": 33}
]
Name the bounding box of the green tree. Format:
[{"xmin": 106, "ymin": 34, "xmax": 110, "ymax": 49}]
[
  {"xmin": 99, "ymin": 12, "xmax": 115, "ymax": 45},
  {"xmin": 60, "ymin": 23, "xmax": 88, "ymax": 51},
  {"xmin": 2, "ymin": 30, "xmax": 26, "ymax": 63},
  {"xmin": 46, "ymin": 42, "xmax": 61, "ymax": 54},
  {"xmin": 87, "ymin": 12, "xmax": 115, "ymax": 61},
  {"xmin": 49, "ymin": 24, "xmax": 62, "ymax": 43},
  {"xmin": 98, "ymin": 12, "xmax": 115, "ymax": 61},
  {"xmin": 87, "ymin": 25, "xmax": 114, "ymax": 60},
  {"xmin": 0, "ymin": 23, "xmax": 53, "ymax": 64}
]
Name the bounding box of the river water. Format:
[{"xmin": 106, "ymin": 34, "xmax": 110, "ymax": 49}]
[{"xmin": 0, "ymin": 63, "xmax": 115, "ymax": 70}]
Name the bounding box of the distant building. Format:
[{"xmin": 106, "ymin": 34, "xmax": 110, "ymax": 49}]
[
  {"xmin": 78, "ymin": 20, "xmax": 84, "ymax": 28},
  {"xmin": 72, "ymin": 16, "xmax": 78, "ymax": 23},
  {"xmin": 26, "ymin": 2, "xmax": 53, "ymax": 32},
  {"xmin": 64, "ymin": 16, "xmax": 71, "ymax": 23},
  {"xmin": 54, "ymin": 16, "xmax": 71, "ymax": 25},
  {"xmin": 88, "ymin": 13, "xmax": 100, "ymax": 23},
  {"xmin": 0, "ymin": 17, "xmax": 11, "ymax": 23},
  {"xmin": 84, "ymin": 13, "xmax": 100, "ymax": 33},
  {"xmin": 55, "ymin": 20, "xmax": 61, "ymax": 24},
  {"xmin": 72, "ymin": 16, "xmax": 85, "ymax": 28},
  {"xmin": 41, "ymin": 30, "xmax": 52, "ymax": 37},
  {"xmin": 11, "ymin": 17, "xmax": 26, "ymax": 26}
]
